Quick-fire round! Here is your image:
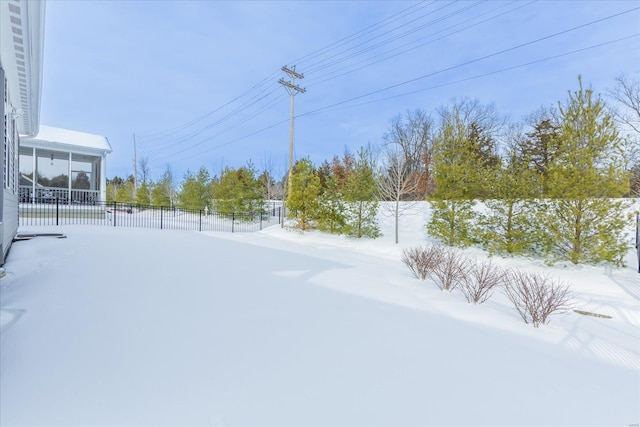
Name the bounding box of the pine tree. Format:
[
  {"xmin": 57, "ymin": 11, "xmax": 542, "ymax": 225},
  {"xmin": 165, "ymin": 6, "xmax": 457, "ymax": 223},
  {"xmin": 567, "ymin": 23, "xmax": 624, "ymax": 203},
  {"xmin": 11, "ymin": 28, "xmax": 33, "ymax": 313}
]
[
  {"xmin": 516, "ymin": 108, "xmax": 562, "ymax": 192},
  {"xmin": 543, "ymin": 77, "xmax": 631, "ymax": 265},
  {"xmin": 115, "ymin": 179, "xmax": 135, "ymax": 204},
  {"xmin": 177, "ymin": 166, "xmax": 212, "ymax": 210},
  {"xmin": 427, "ymin": 111, "xmax": 480, "ymax": 247},
  {"xmin": 316, "ymin": 174, "xmax": 346, "ymax": 234},
  {"xmin": 343, "ymin": 147, "xmax": 380, "ymax": 238},
  {"xmin": 331, "ymin": 152, "xmax": 355, "ymax": 190},
  {"xmin": 213, "ymin": 163, "xmax": 264, "ymax": 214},
  {"xmin": 135, "ymin": 181, "xmax": 152, "ymax": 206},
  {"xmin": 480, "ymin": 152, "xmax": 541, "ymax": 255},
  {"xmin": 151, "ymin": 167, "xmax": 174, "ymax": 207},
  {"xmin": 287, "ymin": 158, "xmax": 321, "ymax": 230}
]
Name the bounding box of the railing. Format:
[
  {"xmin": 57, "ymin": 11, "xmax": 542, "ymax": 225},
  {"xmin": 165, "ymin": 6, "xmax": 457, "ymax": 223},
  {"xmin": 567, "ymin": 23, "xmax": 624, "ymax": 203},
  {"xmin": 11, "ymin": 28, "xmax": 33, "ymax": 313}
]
[
  {"xmin": 19, "ymin": 199, "xmax": 282, "ymax": 233},
  {"xmin": 19, "ymin": 185, "xmax": 100, "ymax": 205}
]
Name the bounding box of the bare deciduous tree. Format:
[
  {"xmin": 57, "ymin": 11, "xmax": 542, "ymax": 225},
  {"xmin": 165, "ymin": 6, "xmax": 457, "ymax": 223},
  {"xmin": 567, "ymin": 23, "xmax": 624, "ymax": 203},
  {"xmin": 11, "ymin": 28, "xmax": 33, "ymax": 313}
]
[
  {"xmin": 377, "ymin": 145, "xmax": 421, "ymax": 244},
  {"xmin": 138, "ymin": 157, "xmax": 150, "ymax": 186},
  {"xmin": 503, "ymin": 270, "xmax": 572, "ymax": 327},
  {"xmin": 607, "ymin": 73, "xmax": 640, "ymax": 197},
  {"xmin": 260, "ymin": 153, "xmax": 286, "ymax": 202},
  {"xmin": 607, "ymin": 73, "xmax": 640, "ymax": 135},
  {"xmin": 460, "ymin": 260, "xmax": 506, "ymax": 304},
  {"xmin": 383, "ymin": 109, "xmax": 435, "ymax": 198}
]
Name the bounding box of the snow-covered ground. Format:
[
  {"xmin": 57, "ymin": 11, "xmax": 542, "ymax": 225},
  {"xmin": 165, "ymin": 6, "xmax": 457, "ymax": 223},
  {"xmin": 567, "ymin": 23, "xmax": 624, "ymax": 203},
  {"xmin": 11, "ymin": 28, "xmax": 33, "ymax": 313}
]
[{"xmin": 1, "ymin": 202, "xmax": 639, "ymax": 426}]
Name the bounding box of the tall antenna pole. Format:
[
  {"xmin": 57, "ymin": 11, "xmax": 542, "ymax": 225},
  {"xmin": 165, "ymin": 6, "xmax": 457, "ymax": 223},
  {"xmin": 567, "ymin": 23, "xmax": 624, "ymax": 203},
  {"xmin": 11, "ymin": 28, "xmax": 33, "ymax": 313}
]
[
  {"xmin": 133, "ymin": 133, "xmax": 138, "ymax": 190},
  {"xmin": 278, "ymin": 65, "xmax": 305, "ymax": 226}
]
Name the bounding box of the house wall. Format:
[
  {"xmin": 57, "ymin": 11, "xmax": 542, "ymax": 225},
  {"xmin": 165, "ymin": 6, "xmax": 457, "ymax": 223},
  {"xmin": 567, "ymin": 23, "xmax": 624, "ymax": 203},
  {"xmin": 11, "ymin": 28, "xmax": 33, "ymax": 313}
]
[
  {"xmin": 1, "ymin": 66, "xmax": 5, "ymax": 264},
  {"xmin": 1, "ymin": 66, "xmax": 20, "ymax": 265}
]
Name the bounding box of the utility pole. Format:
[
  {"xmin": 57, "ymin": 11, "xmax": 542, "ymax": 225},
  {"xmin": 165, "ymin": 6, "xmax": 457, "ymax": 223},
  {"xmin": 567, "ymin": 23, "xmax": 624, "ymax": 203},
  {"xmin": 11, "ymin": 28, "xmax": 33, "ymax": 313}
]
[
  {"xmin": 278, "ymin": 65, "xmax": 305, "ymax": 226},
  {"xmin": 133, "ymin": 133, "xmax": 138, "ymax": 190}
]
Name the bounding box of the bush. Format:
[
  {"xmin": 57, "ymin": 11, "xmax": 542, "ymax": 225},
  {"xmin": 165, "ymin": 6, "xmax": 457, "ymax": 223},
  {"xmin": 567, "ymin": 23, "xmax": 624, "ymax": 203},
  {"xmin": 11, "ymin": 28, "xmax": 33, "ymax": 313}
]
[
  {"xmin": 503, "ymin": 270, "xmax": 572, "ymax": 327},
  {"xmin": 461, "ymin": 260, "xmax": 505, "ymax": 304},
  {"xmin": 402, "ymin": 245, "xmax": 445, "ymax": 280},
  {"xmin": 431, "ymin": 247, "xmax": 469, "ymax": 291}
]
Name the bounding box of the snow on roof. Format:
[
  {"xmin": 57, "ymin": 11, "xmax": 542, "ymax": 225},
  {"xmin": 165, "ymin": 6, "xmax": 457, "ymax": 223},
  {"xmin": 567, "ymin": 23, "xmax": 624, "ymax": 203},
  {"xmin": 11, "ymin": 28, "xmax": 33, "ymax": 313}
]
[{"xmin": 25, "ymin": 125, "xmax": 112, "ymax": 153}]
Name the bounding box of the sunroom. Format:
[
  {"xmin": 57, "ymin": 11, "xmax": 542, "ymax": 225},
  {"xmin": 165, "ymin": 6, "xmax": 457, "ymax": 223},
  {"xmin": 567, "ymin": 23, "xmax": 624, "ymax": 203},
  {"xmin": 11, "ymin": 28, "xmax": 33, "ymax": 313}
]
[{"xmin": 19, "ymin": 125, "xmax": 112, "ymax": 204}]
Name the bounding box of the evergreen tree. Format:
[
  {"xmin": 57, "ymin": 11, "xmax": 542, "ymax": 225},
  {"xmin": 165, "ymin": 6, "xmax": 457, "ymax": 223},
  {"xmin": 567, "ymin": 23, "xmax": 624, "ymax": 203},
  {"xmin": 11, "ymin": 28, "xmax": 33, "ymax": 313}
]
[
  {"xmin": 543, "ymin": 77, "xmax": 631, "ymax": 265},
  {"xmin": 135, "ymin": 181, "xmax": 152, "ymax": 206},
  {"xmin": 316, "ymin": 160, "xmax": 333, "ymax": 192},
  {"xmin": 468, "ymin": 121, "xmax": 501, "ymax": 170},
  {"xmin": 479, "ymin": 152, "xmax": 541, "ymax": 255},
  {"xmin": 316, "ymin": 174, "xmax": 347, "ymax": 234},
  {"xmin": 106, "ymin": 182, "xmax": 117, "ymax": 203},
  {"xmin": 213, "ymin": 162, "xmax": 264, "ymax": 214},
  {"xmin": 287, "ymin": 158, "xmax": 321, "ymax": 230},
  {"xmin": 177, "ymin": 166, "xmax": 212, "ymax": 210},
  {"xmin": 151, "ymin": 167, "xmax": 175, "ymax": 207},
  {"xmin": 427, "ymin": 110, "xmax": 480, "ymax": 247},
  {"xmin": 343, "ymin": 147, "xmax": 380, "ymax": 238},
  {"xmin": 73, "ymin": 171, "xmax": 91, "ymax": 190},
  {"xmin": 330, "ymin": 152, "xmax": 355, "ymax": 190},
  {"xmin": 516, "ymin": 107, "xmax": 562, "ymax": 194},
  {"xmin": 115, "ymin": 179, "xmax": 135, "ymax": 203}
]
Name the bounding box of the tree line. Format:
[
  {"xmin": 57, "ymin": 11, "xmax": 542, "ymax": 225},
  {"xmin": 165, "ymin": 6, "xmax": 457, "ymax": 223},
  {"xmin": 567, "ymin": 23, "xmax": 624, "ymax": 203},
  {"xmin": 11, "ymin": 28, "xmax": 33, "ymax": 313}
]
[{"xmin": 107, "ymin": 75, "xmax": 640, "ymax": 266}]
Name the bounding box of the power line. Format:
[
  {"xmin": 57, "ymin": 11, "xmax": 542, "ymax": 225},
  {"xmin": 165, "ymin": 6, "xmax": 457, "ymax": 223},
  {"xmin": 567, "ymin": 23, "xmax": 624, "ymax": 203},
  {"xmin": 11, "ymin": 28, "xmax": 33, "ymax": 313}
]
[
  {"xmin": 137, "ymin": 1, "xmax": 501, "ymax": 165},
  {"xmin": 137, "ymin": 3, "xmax": 639, "ymax": 173},
  {"xmin": 135, "ymin": 1, "xmax": 441, "ymax": 154},
  {"xmin": 301, "ymin": 34, "xmax": 640, "ymax": 116},
  {"xmin": 298, "ymin": 6, "xmax": 640, "ymax": 118},
  {"xmin": 292, "ymin": 1, "xmax": 433, "ymax": 65},
  {"xmin": 138, "ymin": 92, "xmax": 287, "ymax": 160},
  {"xmin": 137, "ymin": 70, "xmax": 281, "ymax": 142},
  {"xmin": 166, "ymin": 33, "xmax": 639, "ymax": 166},
  {"xmin": 302, "ymin": 1, "xmax": 466, "ymax": 73},
  {"xmin": 305, "ymin": 1, "xmax": 534, "ymax": 87}
]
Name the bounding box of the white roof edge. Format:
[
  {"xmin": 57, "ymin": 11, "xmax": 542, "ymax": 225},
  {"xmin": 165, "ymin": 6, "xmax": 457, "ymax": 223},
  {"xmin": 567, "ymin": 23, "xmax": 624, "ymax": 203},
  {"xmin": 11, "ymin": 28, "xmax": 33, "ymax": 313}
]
[{"xmin": 24, "ymin": 125, "xmax": 112, "ymax": 153}]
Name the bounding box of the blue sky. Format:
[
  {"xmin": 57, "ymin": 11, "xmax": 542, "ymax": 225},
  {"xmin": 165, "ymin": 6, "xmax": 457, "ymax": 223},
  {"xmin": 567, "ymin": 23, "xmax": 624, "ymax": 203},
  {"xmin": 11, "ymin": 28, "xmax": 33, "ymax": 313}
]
[{"xmin": 39, "ymin": 0, "xmax": 640, "ymax": 181}]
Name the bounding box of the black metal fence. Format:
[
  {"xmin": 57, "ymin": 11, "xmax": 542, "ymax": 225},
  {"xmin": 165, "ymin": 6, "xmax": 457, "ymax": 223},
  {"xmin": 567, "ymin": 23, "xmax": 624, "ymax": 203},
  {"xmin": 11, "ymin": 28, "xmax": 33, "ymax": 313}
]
[{"xmin": 19, "ymin": 199, "xmax": 282, "ymax": 233}]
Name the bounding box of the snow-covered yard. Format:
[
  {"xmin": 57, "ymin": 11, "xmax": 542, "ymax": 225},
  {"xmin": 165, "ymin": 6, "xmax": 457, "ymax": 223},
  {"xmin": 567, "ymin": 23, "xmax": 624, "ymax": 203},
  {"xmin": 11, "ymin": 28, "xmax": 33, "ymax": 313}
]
[{"xmin": 1, "ymin": 203, "xmax": 639, "ymax": 426}]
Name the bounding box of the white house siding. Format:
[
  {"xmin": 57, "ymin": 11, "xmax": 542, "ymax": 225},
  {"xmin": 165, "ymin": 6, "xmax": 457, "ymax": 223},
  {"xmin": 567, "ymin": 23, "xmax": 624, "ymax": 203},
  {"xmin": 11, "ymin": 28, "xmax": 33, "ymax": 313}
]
[
  {"xmin": 1, "ymin": 66, "xmax": 21, "ymax": 265},
  {"xmin": 0, "ymin": 0, "xmax": 45, "ymax": 265},
  {"xmin": 1, "ymin": 191, "xmax": 18, "ymax": 265}
]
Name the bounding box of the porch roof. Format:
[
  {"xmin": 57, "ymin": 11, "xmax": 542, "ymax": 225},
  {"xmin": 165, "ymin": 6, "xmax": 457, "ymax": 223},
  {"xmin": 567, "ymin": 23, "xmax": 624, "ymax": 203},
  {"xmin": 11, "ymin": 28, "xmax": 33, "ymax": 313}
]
[{"xmin": 22, "ymin": 125, "xmax": 112, "ymax": 155}]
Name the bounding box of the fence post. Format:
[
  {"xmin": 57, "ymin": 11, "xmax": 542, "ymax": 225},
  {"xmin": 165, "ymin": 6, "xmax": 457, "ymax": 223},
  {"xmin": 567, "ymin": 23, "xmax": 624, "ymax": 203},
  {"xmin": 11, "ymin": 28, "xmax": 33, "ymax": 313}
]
[
  {"xmin": 113, "ymin": 203, "xmax": 117, "ymax": 227},
  {"xmin": 55, "ymin": 197, "xmax": 59, "ymax": 226},
  {"xmin": 260, "ymin": 211, "xmax": 263, "ymax": 231},
  {"xmin": 232, "ymin": 213, "xmax": 235, "ymax": 233},
  {"xmin": 160, "ymin": 206, "xmax": 163, "ymax": 230},
  {"xmin": 199, "ymin": 210, "xmax": 202, "ymax": 232}
]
